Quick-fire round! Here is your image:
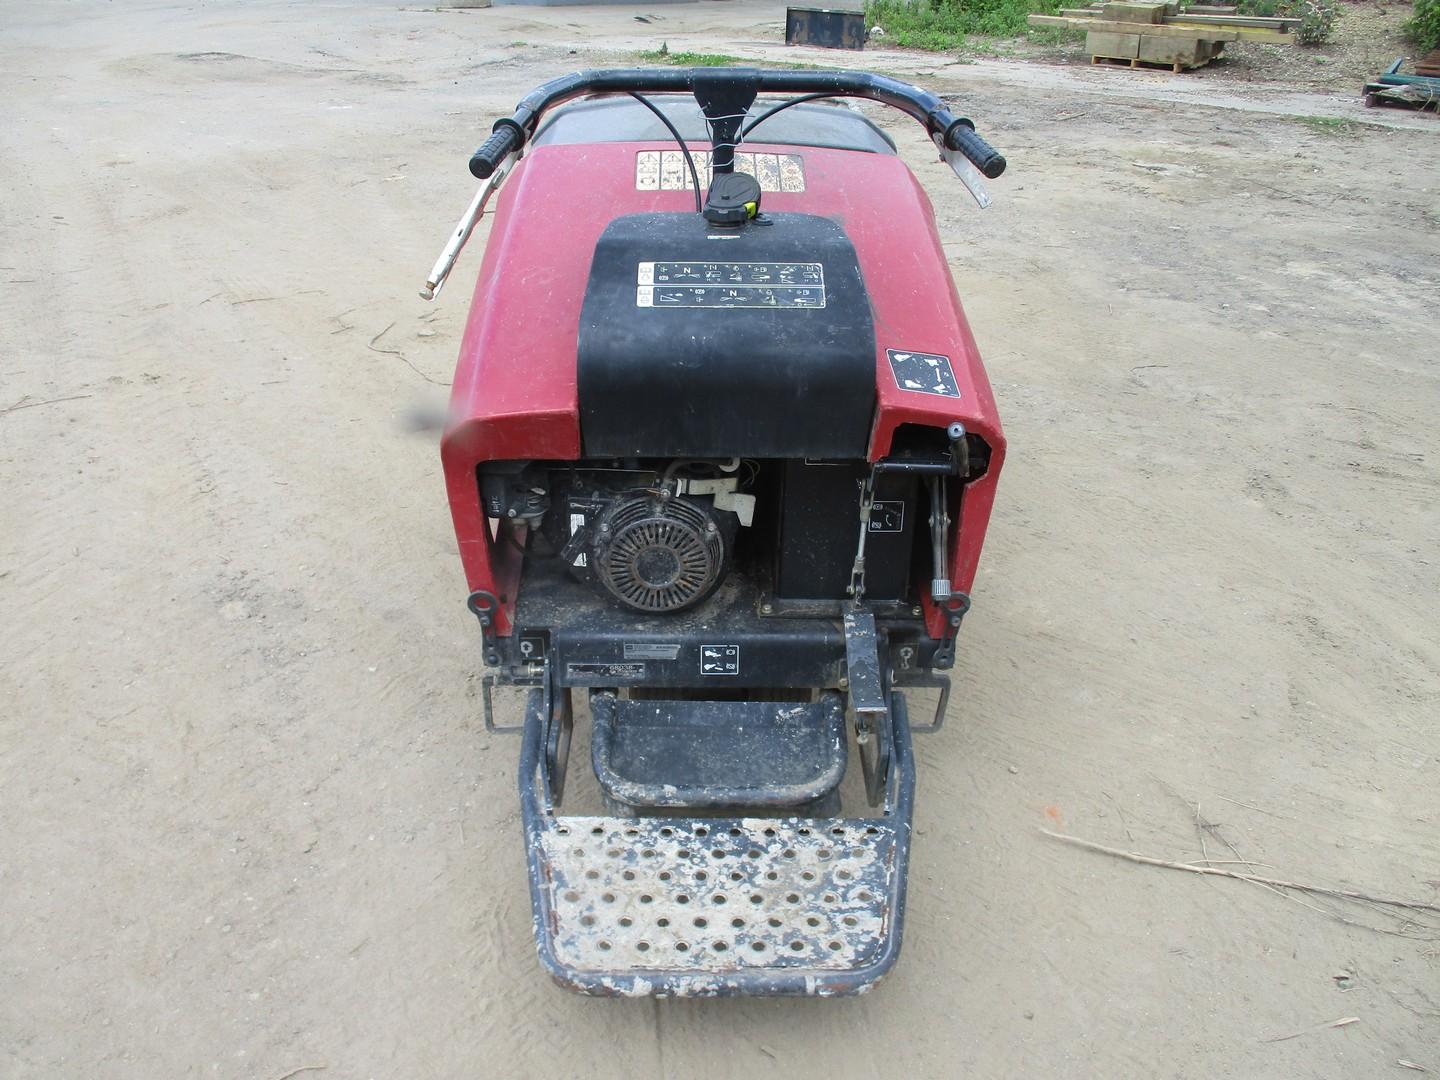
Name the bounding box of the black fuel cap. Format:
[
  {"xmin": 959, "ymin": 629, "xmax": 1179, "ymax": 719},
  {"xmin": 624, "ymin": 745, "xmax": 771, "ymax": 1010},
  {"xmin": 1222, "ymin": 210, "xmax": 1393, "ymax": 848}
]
[{"xmin": 702, "ymin": 172, "xmax": 762, "ymax": 226}]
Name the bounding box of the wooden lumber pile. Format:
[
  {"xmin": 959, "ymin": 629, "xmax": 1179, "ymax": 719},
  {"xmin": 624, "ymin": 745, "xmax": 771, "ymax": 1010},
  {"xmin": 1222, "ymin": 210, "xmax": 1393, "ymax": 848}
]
[
  {"xmin": 1417, "ymin": 48, "xmax": 1440, "ymax": 78},
  {"xmin": 1028, "ymin": 2, "xmax": 1298, "ymax": 72}
]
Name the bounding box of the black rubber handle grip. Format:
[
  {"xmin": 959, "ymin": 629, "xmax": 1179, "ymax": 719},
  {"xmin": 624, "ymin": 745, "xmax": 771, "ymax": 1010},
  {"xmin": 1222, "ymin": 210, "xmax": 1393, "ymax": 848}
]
[
  {"xmin": 946, "ymin": 122, "xmax": 1006, "ymax": 180},
  {"xmin": 469, "ymin": 125, "xmax": 522, "ymax": 180}
]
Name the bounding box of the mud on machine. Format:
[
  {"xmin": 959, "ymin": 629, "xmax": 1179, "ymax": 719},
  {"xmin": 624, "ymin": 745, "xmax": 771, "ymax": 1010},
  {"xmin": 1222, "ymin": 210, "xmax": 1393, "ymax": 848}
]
[{"xmin": 422, "ymin": 67, "xmax": 1007, "ymax": 996}]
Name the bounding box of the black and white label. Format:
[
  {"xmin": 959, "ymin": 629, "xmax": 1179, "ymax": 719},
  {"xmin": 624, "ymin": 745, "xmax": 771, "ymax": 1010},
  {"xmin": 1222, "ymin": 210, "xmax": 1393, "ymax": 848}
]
[
  {"xmin": 637, "ymin": 261, "xmax": 825, "ymax": 310},
  {"xmin": 888, "ymin": 349, "xmax": 961, "ymax": 398},
  {"xmin": 624, "ymin": 643, "xmax": 681, "ymax": 661},
  {"xmin": 870, "ymin": 500, "xmax": 905, "ymax": 533},
  {"xmin": 700, "ymin": 644, "xmax": 740, "ymax": 676}
]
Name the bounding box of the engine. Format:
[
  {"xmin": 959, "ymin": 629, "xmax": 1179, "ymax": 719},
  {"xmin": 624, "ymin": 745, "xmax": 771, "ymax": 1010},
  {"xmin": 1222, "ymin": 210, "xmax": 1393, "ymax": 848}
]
[
  {"xmin": 589, "ymin": 494, "xmax": 726, "ymax": 613},
  {"xmin": 480, "ymin": 460, "xmax": 749, "ymax": 614}
]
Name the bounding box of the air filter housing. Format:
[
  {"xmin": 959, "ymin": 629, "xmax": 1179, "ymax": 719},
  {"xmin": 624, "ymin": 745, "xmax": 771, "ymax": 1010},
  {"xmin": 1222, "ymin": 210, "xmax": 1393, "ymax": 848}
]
[{"xmin": 594, "ymin": 495, "xmax": 726, "ymax": 613}]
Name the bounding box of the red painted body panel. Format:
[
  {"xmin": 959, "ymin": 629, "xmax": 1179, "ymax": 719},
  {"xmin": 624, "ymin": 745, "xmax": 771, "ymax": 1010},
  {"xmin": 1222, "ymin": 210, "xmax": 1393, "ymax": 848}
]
[{"xmin": 442, "ymin": 139, "xmax": 1006, "ymax": 637}]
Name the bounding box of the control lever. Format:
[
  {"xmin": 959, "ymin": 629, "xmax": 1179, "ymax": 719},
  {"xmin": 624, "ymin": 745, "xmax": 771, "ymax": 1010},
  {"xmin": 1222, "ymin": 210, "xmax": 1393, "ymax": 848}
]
[
  {"xmin": 932, "ymin": 132, "xmax": 992, "ymax": 210},
  {"xmin": 420, "ymin": 151, "xmax": 519, "ymax": 300}
]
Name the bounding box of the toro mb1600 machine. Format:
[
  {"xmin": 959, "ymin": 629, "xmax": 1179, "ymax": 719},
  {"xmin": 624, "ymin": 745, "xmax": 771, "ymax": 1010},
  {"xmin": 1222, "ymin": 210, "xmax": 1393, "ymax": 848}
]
[{"xmin": 422, "ymin": 68, "xmax": 1006, "ymax": 997}]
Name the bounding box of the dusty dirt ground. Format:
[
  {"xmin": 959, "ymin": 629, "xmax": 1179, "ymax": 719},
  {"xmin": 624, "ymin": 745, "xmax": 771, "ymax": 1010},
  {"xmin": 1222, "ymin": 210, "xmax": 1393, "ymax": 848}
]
[{"xmin": 3, "ymin": 1, "xmax": 1438, "ymax": 1077}]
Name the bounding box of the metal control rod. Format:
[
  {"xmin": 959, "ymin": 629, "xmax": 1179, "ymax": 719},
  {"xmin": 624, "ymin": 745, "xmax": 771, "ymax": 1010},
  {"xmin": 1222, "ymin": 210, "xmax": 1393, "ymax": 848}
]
[{"xmin": 419, "ymin": 151, "xmax": 518, "ymax": 301}]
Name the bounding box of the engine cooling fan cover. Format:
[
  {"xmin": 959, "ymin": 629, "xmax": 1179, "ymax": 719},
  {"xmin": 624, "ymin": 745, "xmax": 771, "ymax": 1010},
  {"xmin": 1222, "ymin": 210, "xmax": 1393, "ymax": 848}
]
[{"xmin": 594, "ymin": 495, "xmax": 725, "ymax": 613}]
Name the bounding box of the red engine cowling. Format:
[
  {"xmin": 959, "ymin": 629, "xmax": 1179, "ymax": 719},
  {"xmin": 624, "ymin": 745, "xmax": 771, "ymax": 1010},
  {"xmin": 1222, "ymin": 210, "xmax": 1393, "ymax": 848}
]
[{"xmin": 441, "ymin": 103, "xmax": 1004, "ymax": 644}]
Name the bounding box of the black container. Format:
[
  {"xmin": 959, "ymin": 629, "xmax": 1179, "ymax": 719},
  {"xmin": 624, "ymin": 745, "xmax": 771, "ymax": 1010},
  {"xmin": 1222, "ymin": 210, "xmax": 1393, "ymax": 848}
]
[{"xmin": 785, "ymin": 7, "xmax": 866, "ymax": 51}]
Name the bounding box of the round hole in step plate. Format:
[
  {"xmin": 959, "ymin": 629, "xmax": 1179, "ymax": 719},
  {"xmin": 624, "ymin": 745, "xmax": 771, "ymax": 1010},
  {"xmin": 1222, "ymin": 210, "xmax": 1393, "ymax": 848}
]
[
  {"xmin": 695, "ymin": 826, "xmax": 709, "ymax": 837},
  {"xmin": 827, "ymin": 941, "xmax": 842, "ymax": 951},
  {"xmin": 842, "ymin": 916, "xmax": 858, "ymax": 927},
  {"xmin": 711, "ymin": 894, "xmax": 727, "ymax": 905},
  {"xmin": 657, "ymin": 917, "xmax": 670, "ymax": 928},
  {"xmin": 585, "ymin": 869, "xmax": 600, "ymax": 880},
  {"xmin": 695, "ymin": 870, "xmax": 708, "ymax": 882},
  {"xmin": 713, "ymin": 941, "xmax": 728, "ymax": 952},
  {"xmin": 563, "ymin": 890, "xmax": 580, "ymax": 902},
  {"xmin": 785, "ymin": 892, "xmax": 800, "ymax": 903},
  {"xmin": 729, "ymin": 871, "xmax": 744, "ymax": 882},
  {"xmin": 767, "ymin": 917, "xmax": 782, "ymax": 928},
  {"xmin": 598, "ymin": 940, "xmax": 612, "ymax": 951},
  {"xmin": 580, "ymin": 915, "xmax": 596, "ymax": 927},
  {"xmin": 590, "ymin": 826, "xmax": 604, "ymax": 836},
  {"xmin": 729, "ymin": 827, "xmax": 743, "ymax": 837},
  {"xmin": 676, "ymin": 894, "xmax": 690, "ymax": 905},
  {"xmin": 619, "ymin": 916, "xmax": 634, "ymax": 927},
  {"xmin": 749, "ymin": 894, "xmax": 763, "ymax": 905},
  {"xmin": 622, "ymin": 870, "xmax": 636, "ymax": 881},
  {"xmin": 639, "ymin": 894, "xmax": 653, "ymax": 904},
  {"xmin": 790, "ymin": 941, "xmax": 805, "ymax": 952},
  {"xmin": 731, "ymin": 917, "xmax": 745, "ymax": 928},
  {"xmin": 822, "ymin": 893, "xmax": 837, "ymax": 904},
  {"xmin": 659, "ymin": 871, "xmax": 672, "ymax": 882},
  {"xmin": 675, "ymin": 941, "xmax": 690, "ymax": 953},
  {"xmin": 602, "ymin": 892, "xmax": 616, "ymax": 903},
  {"xmin": 750, "ymin": 941, "xmax": 766, "ymax": 952},
  {"xmin": 806, "ymin": 916, "xmax": 820, "ymax": 928},
  {"xmin": 636, "ymin": 941, "xmax": 651, "ymax": 953},
  {"xmin": 782, "ymin": 848, "xmax": 797, "ymax": 859},
  {"xmin": 693, "ymin": 916, "xmax": 708, "ymax": 929}
]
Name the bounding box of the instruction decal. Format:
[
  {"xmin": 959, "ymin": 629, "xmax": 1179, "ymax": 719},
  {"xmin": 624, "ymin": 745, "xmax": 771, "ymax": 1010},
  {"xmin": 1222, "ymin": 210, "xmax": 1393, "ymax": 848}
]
[
  {"xmin": 637, "ymin": 261, "xmax": 825, "ymax": 310},
  {"xmin": 636, "ymin": 151, "xmax": 805, "ymax": 193},
  {"xmin": 869, "ymin": 500, "xmax": 905, "ymax": 534},
  {"xmin": 701, "ymin": 644, "xmax": 740, "ymax": 676},
  {"xmin": 887, "ymin": 349, "xmax": 961, "ymax": 398}
]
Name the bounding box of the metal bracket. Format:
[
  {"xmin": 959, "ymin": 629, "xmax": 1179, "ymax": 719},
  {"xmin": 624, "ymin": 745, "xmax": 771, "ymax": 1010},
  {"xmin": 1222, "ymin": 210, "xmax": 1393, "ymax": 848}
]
[
  {"xmin": 466, "ymin": 589, "xmax": 502, "ymax": 667},
  {"xmin": 931, "ymin": 593, "xmax": 971, "ymax": 671},
  {"xmin": 480, "ymin": 673, "xmax": 524, "ymax": 734},
  {"xmin": 896, "ymin": 672, "xmax": 952, "ymax": 734}
]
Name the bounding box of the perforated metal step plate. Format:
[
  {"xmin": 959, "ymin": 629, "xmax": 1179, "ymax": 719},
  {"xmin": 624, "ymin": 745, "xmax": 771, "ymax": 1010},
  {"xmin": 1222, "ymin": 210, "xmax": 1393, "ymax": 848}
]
[{"xmin": 527, "ymin": 814, "xmax": 907, "ymax": 997}]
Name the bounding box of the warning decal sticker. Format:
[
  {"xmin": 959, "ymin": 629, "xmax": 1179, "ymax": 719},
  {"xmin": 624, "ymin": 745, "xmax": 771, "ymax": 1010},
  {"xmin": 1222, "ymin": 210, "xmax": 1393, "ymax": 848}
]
[
  {"xmin": 887, "ymin": 349, "xmax": 961, "ymax": 399},
  {"xmin": 636, "ymin": 151, "xmax": 805, "ymax": 193},
  {"xmin": 700, "ymin": 644, "xmax": 740, "ymax": 676},
  {"xmin": 636, "ymin": 261, "xmax": 826, "ymax": 310}
]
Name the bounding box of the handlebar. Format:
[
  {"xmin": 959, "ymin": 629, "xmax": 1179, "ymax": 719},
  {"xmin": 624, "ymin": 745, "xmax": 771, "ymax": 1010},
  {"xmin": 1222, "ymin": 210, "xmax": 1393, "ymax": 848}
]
[{"xmin": 468, "ymin": 67, "xmax": 1005, "ymax": 182}]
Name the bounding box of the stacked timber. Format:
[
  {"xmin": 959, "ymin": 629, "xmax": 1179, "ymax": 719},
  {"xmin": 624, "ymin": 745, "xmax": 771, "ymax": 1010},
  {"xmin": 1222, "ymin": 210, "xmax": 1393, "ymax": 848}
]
[
  {"xmin": 1028, "ymin": 2, "xmax": 1299, "ymax": 72},
  {"xmin": 1417, "ymin": 48, "xmax": 1440, "ymax": 78}
]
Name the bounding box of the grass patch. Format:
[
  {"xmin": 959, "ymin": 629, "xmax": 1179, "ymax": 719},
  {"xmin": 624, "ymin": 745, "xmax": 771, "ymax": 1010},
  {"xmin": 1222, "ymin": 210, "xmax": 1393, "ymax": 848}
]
[
  {"xmin": 865, "ymin": 0, "xmax": 1064, "ymax": 48},
  {"xmin": 1025, "ymin": 25, "xmax": 1087, "ymax": 45},
  {"xmin": 639, "ymin": 48, "xmax": 744, "ymax": 66},
  {"xmin": 1291, "ymin": 114, "xmax": 1359, "ymax": 134}
]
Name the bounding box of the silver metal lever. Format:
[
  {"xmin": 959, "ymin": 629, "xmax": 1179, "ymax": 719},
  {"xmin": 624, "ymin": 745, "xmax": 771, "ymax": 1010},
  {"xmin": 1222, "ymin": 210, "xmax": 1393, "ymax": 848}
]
[
  {"xmin": 932, "ymin": 132, "xmax": 992, "ymax": 210},
  {"xmin": 420, "ymin": 151, "xmax": 519, "ymax": 300}
]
